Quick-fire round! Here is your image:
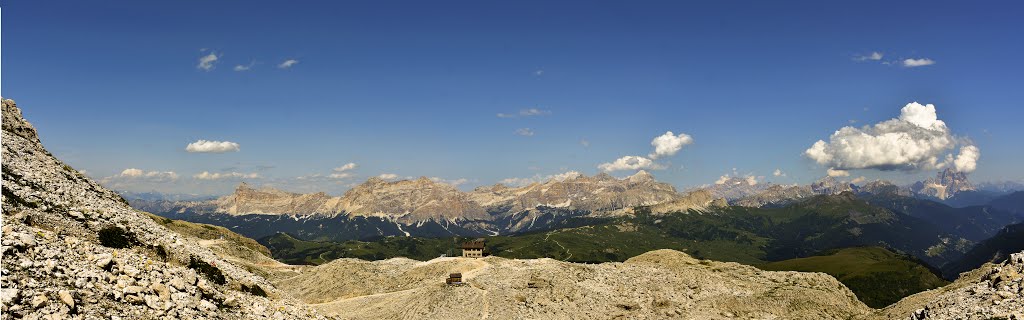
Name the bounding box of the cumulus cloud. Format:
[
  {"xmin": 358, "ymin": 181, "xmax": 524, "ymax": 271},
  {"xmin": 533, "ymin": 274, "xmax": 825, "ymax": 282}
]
[
  {"xmin": 106, "ymin": 168, "xmax": 179, "ymax": 182},
  {"xmin": 194, "ymin": 171, "xmax": 260, "ymax": 180},
  {"xmin": 773, "ymin": 169, "xmax": 786, "ymax": 177},
  {"xmin": 497, "ymin": 108, "xmax": 552, "ymax": 118},
  {"xmin": 580, "ymin": 139, "xmax": 590, "ymax": 147},
  {"xmin": 648, "ymin": 131, "xmax": 694, "ymax": 159},
  {"xmin": 514, "ymin": 128, "xmax": 535, "ymax": 136},
  {"xmin": 854, "ymin": 52, "xmax": 884, "ymax": 61},
  {"xmin": 197, "ymin": 52, "xmax": 219, "ymax": 71},
  {"xmin": 598, "ymin": 156, "xmax": 666, "ymax": 172},
  {"xmin": 378, "ymin": 173, "xmax": 399, "ymax": 180},
  {"xmin": 954, "ymin": 145, "xmax": 980, "ymax": 173},
  {"xmin": 851, "ymin": 176, "xmax": 867, "ymax": 184},
  {"xmin": 334, "ymin": 163, "xmax": 358, "ymax": 172},
  {"xmin": 498, "ymin": 171, "xmax": 583, "ymax": 187},
  {"xmin": 827, "ymin": 168, "xmax": 850, "ymax": 177},
  {"xmin": 902, "ymin": 58, "xmax": 935, "ymax": 67},
  {"xmin": 278, "ymin": 59, "xmax": 299, "ymax": 69},
  {"xmin": 805, "ymin": 102, "xmax": 979, "ymax": 173},
  {"xmin": 599, "ymin": 131, "xmax": 693, "ymax": 172},
  {"xmin": 186, "ymin": 140, "xmax": 240, "ymax": 153}
]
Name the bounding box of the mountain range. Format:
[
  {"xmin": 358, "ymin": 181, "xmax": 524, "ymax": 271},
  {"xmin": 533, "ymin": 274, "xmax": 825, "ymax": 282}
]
[
  {"xmin": 132, "ymin": 163, "xmax": 1022, "ymax": 244},
  {"xmin": 4, "ymin": 97, "xmax": 1024, "ymax": 319}
]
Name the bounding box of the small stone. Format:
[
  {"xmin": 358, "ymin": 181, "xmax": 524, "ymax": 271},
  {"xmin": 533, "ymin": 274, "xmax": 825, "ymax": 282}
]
[
  {"xmin": 31, "ymin": 294, "xmax": 48, "ymax": 309},
  {"xmin": 1, "ymin": 288, "xmax": 20, "ymax": 305},
  {"xmin": 223, "ymin": 296, "xmax": 239, "ymax": 307},
  {"xmin": 58, "ymin": 290, "xmax": 75, "ymax": 308},
  {"xmin": 197, "ymin": 279, "xmax": 213, "ymax": 294},
  {"xmin": 19, "ymin": 233, "xmax": 35, "ymax": 248},
  {"xmin": 150, "ymin": 283, "xmax": 170, "ymax": 301},
  {"xmin": 124, "ymin": 285, "xmax": 146, "ymax": 295},
  {"xmin": 144, "ymin": 294, "xmax": 161, "ymax": 310},
  {"xmin": 168, "ymin": 278, "xmax": 186, "ymax": 291},
  {"xmin": 68, "ymin": 211, "xmax": 85, "ymax": 220},
  {"xmin": 123, "ymin": 266, "xmax": 141, "ymax": 278},
  {"xmin": 125, "ymin": 294, "xmax": 144, "ymax": 304},
  {"xmin": 94, "ymin": 254, "xmax": 113, "ymax": 268},
  {"xmin": 199, "ymin": 299, "xmax": 217, "ymax": 311}
]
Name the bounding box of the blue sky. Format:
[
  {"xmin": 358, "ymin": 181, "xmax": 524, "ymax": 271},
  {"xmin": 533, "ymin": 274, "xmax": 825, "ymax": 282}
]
[{"xmin": 3, "ymin": 1, "xmax": 1023, "ymax": 195}]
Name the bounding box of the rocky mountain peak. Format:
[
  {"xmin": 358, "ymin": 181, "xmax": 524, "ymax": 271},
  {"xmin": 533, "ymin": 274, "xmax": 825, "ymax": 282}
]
[
  {"xmin": 2, "ymin": 98, "xmax": 41, "ymax": 144},
  {"xmin": 593, "ymin": 172, "xmax": 616, "ymax": 181},
  {"xmin": 235, "ymin": 181, "xmax": 254, "ymax": 192},
  {"xmin": 912, "ymin": 168, "xmax": 975, "ymax": 200},
  {"xmin": 811, "ymin": 176, "xmax": 855, "ymax": 195},
  {"xmin": 627, "ymin": 170, "xmax": 654, "ymax": 183}
]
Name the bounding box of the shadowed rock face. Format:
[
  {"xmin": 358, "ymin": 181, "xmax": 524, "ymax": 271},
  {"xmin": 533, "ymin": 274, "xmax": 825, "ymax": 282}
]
[{"xmin": 1, "ymin": 99, "xmax": 332, "ymax": 319}]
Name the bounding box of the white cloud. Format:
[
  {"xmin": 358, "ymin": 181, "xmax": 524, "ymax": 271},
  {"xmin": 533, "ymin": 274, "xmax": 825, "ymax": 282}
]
[
  {"xmin": 429, "ymin": 177, "xmax": 469, "ymax": 187},
  {"xmin": 499, "ymin": 171, "xmax": 582, "ymax": 187},
  {"xmin": 598, "ymin": 156, "xmax": 665, "ymax": 172},
  {"xmin": 580, "ymin": 139, "xmax": 590, "ymax": 147},
  {"xmin": 278, "ymin": 59, "xmax": 299, "ymax": 69},
  {"xmin": 194, "ymin": 171, "xmax": 260, "ymax": 180},
  {"xmin": 855, "ymin": 52, "xmax": 884, "ymax": 61},
  {"xmin": 954, "ymin": 145, "xmax": 980, "ymax": 173},
  {"xmin": 805, "ymin": 102, "xmax": 979, "ymax": 173},
  {"xmin": 106, "ymin": 168, "xmax": 179, "ymax": 182},
  {"xmin": 902, "ymin": 58, "xmax": 936, "ymax": 67},
  {"xmin": 515, "ymin": 128, "xmax": 535, "ymax": 136},
  {"xmin": 497, "ymin": 108, "xmax": 552, "ymax": 118},
  {"xmin": 851, "ymin": 176, "xmax": 867, "ymax": 184},
  {"xmin": 197, "ymin": 52, "xmax": 219, "ymax": 71},
  {"xmin": 334, "ymin": 163, "xmax": 358, "ymax": 172},
  {"xmin": 827, "ymin": 168, "xmax": 850, "ymax": 177},
  {"xmin": 715, "ymin": 172, "xmax": 759, "ymax": 186},
  {"xmin": 599, "ymin": 131, "xmax": 693, "ymax": 172},
  {"xmin": 120, "ymin": 168, "xmax": 144, "ymax": 177},
  {"xmin": 378, "ymin": 173, "xmax": 399, "ymax": 180},
  {"xmin": 534, "ymin": 69, "xmax": 544, "ymax": 76},
  {"xmin": 520, "ymin": 108, "xmax": 549, "ymax": 116},
  {"xmin": 773, "ymin": 169, "xmax": 786, "ymax": 177},
  {"xmin": 327, "ymin": 163, "xmax": 358, "ymax": 179},
  {"xmin": 328, "ymin": 172, "xmax": 353, "ymax": 179},
  {"xmin": 648, "ymin": 131, "xmax": 694, "ymax": 159},
  {"xmin": 185, "ymin": 140, "xmax": 241, "ymax": 153},
  {"xmin": 233, "ymin": 61, "xmax": 255, "ymax": 71}
]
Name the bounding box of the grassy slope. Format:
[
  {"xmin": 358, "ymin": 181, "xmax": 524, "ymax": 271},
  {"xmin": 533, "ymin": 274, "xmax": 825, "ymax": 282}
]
[
  {"xmin": 143, "ymin": 212, "xmax": 272, "ymax": 257},
  {"xmin": 262, "ymin": 194, "xmax": 944, "ymax": 267},
  {"xmin": 759, "ymin": 247, "xmax": 949, "ymax": 308}
]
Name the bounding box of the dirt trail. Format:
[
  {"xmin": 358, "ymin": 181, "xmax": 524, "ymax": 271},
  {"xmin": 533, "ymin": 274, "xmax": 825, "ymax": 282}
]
[
  {"xmin": 462, "ymin": 261, "xmax": 491, "ymax": 319},
  {"xmin": 544, "ymin": 232, "xmax": 572, "ymax": 261}
]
